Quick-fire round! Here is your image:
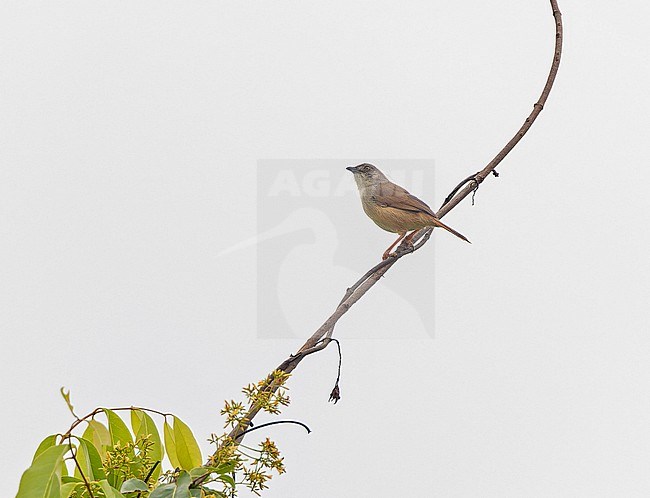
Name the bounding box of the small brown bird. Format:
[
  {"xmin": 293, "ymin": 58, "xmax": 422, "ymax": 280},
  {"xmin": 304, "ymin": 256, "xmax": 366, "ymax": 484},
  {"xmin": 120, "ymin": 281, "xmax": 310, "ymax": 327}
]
[{"xmin": 347, "ymin": 163, "xmax": 470, "ymax": 260}]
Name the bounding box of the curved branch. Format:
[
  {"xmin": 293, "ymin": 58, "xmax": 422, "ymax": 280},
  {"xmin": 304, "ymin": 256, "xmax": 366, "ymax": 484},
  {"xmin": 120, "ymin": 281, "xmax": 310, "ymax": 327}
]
[
  {"xmin": 235, "ymin": 420, "xmax": 312, "ymax": 440},
  {"xmin": 437, "ymin": 0, "xmax": 563, "ymax": 217},
  {"xmin": 63, "ymin": 406, "xmax": 174, "ymax": 438},
  {"xmin": 221, "ymin": 0, "xmax": 563, "ymax": 445}
]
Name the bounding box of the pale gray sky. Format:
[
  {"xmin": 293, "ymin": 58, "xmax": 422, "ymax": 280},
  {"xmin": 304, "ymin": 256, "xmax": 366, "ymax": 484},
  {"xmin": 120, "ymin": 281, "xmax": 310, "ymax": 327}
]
[{"xmin": 2, "ymin": 1, "xmax": 650, "ymax": 497}]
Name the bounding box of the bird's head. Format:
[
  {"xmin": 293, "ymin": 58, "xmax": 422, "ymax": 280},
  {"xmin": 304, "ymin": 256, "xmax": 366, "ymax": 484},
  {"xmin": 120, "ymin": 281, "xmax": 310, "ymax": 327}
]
[{"xmin": 346, "ymin": 163, "xmax": 388, "ymax": 188}]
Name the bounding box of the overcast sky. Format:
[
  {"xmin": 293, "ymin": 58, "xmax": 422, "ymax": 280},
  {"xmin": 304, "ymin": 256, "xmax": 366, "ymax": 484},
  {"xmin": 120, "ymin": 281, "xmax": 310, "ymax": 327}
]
[{"xmin": 2, "ymin": 1, "xmax": 650, "ymax": 496}]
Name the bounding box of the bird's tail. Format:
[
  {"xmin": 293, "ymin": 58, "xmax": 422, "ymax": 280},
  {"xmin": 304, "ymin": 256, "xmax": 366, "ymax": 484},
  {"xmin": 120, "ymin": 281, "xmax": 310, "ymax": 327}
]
[{"xmin": 431, "ymin": 218, "xmax": 471, "ymax": 243}]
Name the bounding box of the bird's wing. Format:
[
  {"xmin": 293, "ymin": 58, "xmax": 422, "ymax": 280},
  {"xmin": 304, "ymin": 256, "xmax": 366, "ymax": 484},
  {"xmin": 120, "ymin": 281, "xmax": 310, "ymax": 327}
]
[{"xmin": 371, "ymin": 183, "xmax": 436, "ymax": 217}]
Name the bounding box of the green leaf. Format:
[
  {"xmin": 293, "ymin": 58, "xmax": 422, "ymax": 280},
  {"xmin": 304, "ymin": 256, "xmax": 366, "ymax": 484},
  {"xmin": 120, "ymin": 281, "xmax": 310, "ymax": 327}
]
[
  {"xmin": 103, "ymin": 409, "xmax": 134, "ymax": 447},
  {"xmin": 149, "ymin": 483, "xmax": 175, "ymax": 498},
  {"xmin": 33, "ymin": 435, "xmax": 58, "ymax": 462},
  {"xmin": 131, "ymin": 409, "xmax": 163, "ymax": 480},
  {"xmin": 60, "ymin": 482, "xmax": 82, "ymax": 498},
  {"xmin": 120, "ymin": 478, "xmax": 148, "ymax": 493},
  {"xmin": 196, "ymin": 489, "xmax": 227, "ymax": 498},
  {"xmin": 188, "ymin": 467, "xmax": 208, "ymax": 479},
  {"xmin": 130, "ymin": 410, "xmax": 142, "ymax": 436},
  {"xmin": 61, "ymin": 476, "xmax": 82, "ymax": 484},
  {"xmin": 188, "ymin": 464, "xmax": 235, "ymax": 488},
  {"xmin": 216, "ymin": 473, "xmax": 235, "ymax": 488},
  {"xmin": 176, "ymin": 471, "xmax": 191, "ymax": 497},
  {"xmin": 45, "ymin": 474, "xmax": 61, "ymax": 498},
  {"xmin": 98, "ymin": 479, "xmax": 126, "ymax": 498},
  {"xmin": 17, "ymin": 444, "xmax": 68, "ymax": 498},
  {"xmin": 149, "ymin": 471, "xmax": 191, "ymax": 498},
  {"xmin": 213, "ymin": 461, "xmax": 236, "ymax": 475},
  {"xmin": 173, "ymin": 417, "xmax": 202, "ymax": 470},
  {"xmin": 60, "ymin": 387, "xmax": 77, "ymax": 418},
  {"xmin": 82, "ymin": 420, "xmax": 112, "ymax": 458},
  {"xmin": 73, "ymin": 437, "xmax": 106, "ymax": 481},
  {"xmin": 164, "ymin": 421, "xmax": 181, "ymax": 469}
]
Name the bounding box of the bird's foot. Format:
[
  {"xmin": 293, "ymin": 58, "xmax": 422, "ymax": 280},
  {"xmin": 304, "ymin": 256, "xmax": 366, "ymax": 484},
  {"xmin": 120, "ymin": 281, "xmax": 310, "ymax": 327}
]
[
  {"xmin": 382, "ymin": 250, "xmax": 402, "ymax": 260},
  {"xmin": 396, "ymin": 239, "xmax": 415, "ymax": 255}
]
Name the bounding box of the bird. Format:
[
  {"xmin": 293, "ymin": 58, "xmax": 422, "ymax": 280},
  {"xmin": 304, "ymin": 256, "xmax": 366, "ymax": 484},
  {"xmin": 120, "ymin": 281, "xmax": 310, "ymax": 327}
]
[{"xmin": 346, "ymin": 163, "xmax": 470, "ymax": 260}]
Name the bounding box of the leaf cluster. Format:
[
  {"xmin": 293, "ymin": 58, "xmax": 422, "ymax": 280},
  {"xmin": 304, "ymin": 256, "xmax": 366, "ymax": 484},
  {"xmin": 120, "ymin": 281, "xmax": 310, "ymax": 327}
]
[{"xmin": 17, "ymin": 377, "xmax": 293, "ymax": 498}]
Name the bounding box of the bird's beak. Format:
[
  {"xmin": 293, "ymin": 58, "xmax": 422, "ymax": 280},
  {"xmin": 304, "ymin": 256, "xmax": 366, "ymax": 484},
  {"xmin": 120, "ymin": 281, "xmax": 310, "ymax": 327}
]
[{"xmin": 346, "ymin": 166, "xmax": 358, "ymax": 173}]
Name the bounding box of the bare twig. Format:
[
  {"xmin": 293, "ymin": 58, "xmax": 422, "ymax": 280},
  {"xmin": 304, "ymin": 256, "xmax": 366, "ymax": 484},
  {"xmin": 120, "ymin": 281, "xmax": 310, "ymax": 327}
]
[
  {"xmin": 437, "ymin": 0, "xmax": 563, "ymax": 217},
  {"xmin": 218, "ymin": 0, "xmax": 563, "ymax": 447},
  {"xmin": 67, "ymin": 435, "xmax": 95, "ymax": 498},
  {"xmin": 62, "ymin": 406, "xmax": 173, "ymax": 438},
  {"xmin": 234, "ymin": 420, "xmax": 311, "ymax": 440},
  {"xmin": 327, "ymin": 339, "xmax": 343, "ymax": 404},
  {"xmin": 137, "ymin": 461, "xmax": 161, "ymax": 498},
  {"xmin": 143, "ymin": 461, "xmax": 160, "ymax": 484}
]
